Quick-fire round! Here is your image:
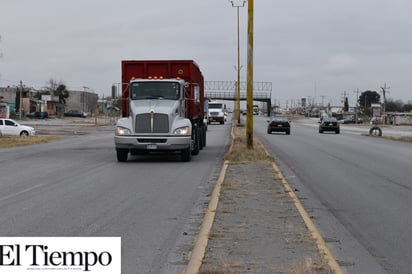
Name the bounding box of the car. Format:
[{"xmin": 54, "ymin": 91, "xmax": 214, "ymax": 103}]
[
  {"xmin": 267, "ymin": 116, "xmax": 291, "ymax": 135},
  {"xmin": 64, "ymin": 110, "xmax": 87, "ymax": 118},
  {"xmin": 0, "ymin": 118, "xmax": 36, "ymax": 136},
  {"xmin": 339, "ymin": 117, "xmax": 363, "ymax": 124},
  {"xmin": 26, "ymin": 111, "xmax": 48, "ymax": 119},
  {"xmin": 319, "ymin": 117, "xmax": 340, "ymax": 134}
]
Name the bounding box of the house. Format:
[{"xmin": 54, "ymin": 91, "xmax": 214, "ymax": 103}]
[{"xmin": 0, "ymin": 86, "xmax": 98, "ymax": 118}]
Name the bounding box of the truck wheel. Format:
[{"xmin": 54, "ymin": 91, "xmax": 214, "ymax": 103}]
[
  {"xmin": 116, "ymin": 149, "xmax": 128, "ymax": 162},
  {"xmin": 199, "ymin": 127, "xmax": 204, "ymax": 150},
  {"xmin": 181, "ymin": 147, "xmax": 192, "ymax": 162},
  {"xmin": 192, "ymin": 128, "xmax": 200, "ymax": 155},
  {"xmin": 202, "ymin": 126, "xmax": 207, "ymax": 147}
]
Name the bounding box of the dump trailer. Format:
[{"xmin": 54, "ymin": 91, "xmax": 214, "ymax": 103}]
[{"xmin": 114, "ymin": 60, "xmax": 206, "ymax": 162}]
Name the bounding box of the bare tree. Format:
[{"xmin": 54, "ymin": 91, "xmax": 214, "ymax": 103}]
[{"xmin": 45, "ymin": 79, "xmax": 69, "ymax": 116}]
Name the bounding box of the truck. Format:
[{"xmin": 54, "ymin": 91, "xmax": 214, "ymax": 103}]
[
  {"xmin": 114, "ymin": 60, "xmax": 207, "ymax": 162},
  {"xmin": 253, "ymin": 104, "xmax": 259, "ymax": 115},
  {"xmin": 207, "ymin": 101, "xmax": 226, "ymax": 125}
]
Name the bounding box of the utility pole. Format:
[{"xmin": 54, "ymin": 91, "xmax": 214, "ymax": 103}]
[
  {"xmin": 246, "ymin": 0, "xmax": 254, "ymax": 149},
  {"xmin": 354, "ymin": 88, "xmax": 359, "ymax": 124},
  {"xmin": 229, "ymin": 0, "xmax": 246, "ymax": 125},
  {"xmin": 19, "ymin": 80, "xmax": 23, "ymax": 119},
  {"xmin": 380, "ymin": 83, "xmax": 390, "ymax": 124}
]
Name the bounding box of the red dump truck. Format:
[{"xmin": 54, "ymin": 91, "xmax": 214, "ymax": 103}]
[{"xmin": 114, "ymin": 60, "xmax": 207, "ymax": 162}]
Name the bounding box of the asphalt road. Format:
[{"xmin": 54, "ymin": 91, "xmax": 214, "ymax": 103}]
[
  {"xmin": 255, "ymin": 116, "xmax": 412, "ymax": 274},
  {"xmin": 0, "ymin": 120, "xmax": 232, "ymax": 274}
]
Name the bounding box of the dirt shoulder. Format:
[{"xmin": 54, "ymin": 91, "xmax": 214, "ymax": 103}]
[{"xmin": 198, "ymin": 124, "xmax": 337, "ymax": 273}]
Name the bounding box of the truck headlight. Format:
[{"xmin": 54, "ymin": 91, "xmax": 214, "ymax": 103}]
[
  {"xmin": 116, "ymin": 126, "xmax": 131, "ymax": 135},
  {"xmin": 173, "ymin": 126, "xmax": 190, "ymax": 135}
]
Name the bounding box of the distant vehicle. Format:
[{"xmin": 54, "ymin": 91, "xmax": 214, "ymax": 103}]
[
  {"xmin": 267, "ymin": 116, "xmax": 291, "ymax": 135},
  {"xmin": 0, "ymin": 118, "xmax": 35, "ymax": 136},
  {"xmin": 64, "ymin": 110, "xmax": 87, "ymax": 118},
  {"xmin": 26, "ymin": 111, "xmax": 48, "ymax": 119},
  {"xmin": 339, "ymin": 117, "xmax": 363, "ymax": 124},
  {"xmin": 208, "ymin": 101, "xmax": 226, "ymax": 124},
  {"xmin": 253, "ymin": 105, "xmax": 259, "ymax": 115},
  {"xmin": 319, "ymin": 117, "xmax": 340, "ymax": 134}
]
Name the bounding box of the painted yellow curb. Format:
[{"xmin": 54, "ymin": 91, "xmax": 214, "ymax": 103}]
[
  {"xmin": 268, "ymin": 156, "xmax": 344, "ymax": 274},
  {"xmin": 182, "ymin": 160, "xmax": 229, "ymax": 274}
]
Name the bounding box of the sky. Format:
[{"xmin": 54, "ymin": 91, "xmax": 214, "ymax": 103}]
[{"xmin": 1, "ymin": 0, "xmax": 412, "ymax": 108}]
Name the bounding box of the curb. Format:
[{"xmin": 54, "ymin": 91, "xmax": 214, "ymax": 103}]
[{"xmin": 182, "ymin": 161, "xmax": 228, "ymax": 274}]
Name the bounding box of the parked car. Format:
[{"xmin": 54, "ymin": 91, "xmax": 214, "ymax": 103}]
[
  {"xmin": 339, "ymin": 117, "xmax": 363, "ymax": 124},
  {"xmin": 26, "ymin": 111, "xmax": 48, "ymax": 119},
  {"xmin": 64, "ymin": 110, "xmax": 87, "ymax": 118},
  {"xmin": 267, "ymin": 116, "xmax": 291, "ymax": 135},
  {"xmin": 319, "ymin": 117, "xmax": 340, "ymax": 134},
  {"xmin": 0, "ymin": 118, "xmax": 36, "ymax": 136}
]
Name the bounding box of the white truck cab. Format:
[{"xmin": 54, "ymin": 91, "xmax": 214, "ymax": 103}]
[{"xmin": 207, "ymin": 101, "xmax": 226, "ymax": 125}]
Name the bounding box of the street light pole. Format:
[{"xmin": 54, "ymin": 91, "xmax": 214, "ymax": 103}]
[
  {"xmin": 246, "ymin": 0, "xmax": 254, "ymax": 149},
  {"xmin": 229, "ymin": 0, "xmax": 246, "ymax": 125}
]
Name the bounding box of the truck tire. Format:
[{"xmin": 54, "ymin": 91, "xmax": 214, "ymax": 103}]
[
  {"xmin": 116, "ymin": 149, "xmax": 128, "ymax": 162},
  {"xmin": 181, "ymin": 147, "xmax": 192, "ymax": 162},
  {"xmin": 192, "ymin": 128, "xmax": 200, "ymax": 155},
  {"xmin": 202, "ymin": 126, "xmax": 207, "ymax": 147},
  {"xmin": 199, "ymin": 127, "xmax": 204, "ymax": 150}
]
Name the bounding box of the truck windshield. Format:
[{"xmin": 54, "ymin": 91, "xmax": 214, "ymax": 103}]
[
  {"xmin": 130, "ymin": 82, "xmax": 180, "ymax": 100},
  {"xmin": 209, "ymin": 103, "xmax": 223, "ymax": 109}
]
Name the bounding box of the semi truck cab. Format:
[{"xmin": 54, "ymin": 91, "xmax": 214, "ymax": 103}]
[
  {"xmin": 207, "ymin": 101, "xmax": 226, "ymax": 125},
  {"xmin": 115, "ymin": 78, "xmax": 193, "ymax": 161}
]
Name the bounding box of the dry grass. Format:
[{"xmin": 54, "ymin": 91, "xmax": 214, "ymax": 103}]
[
  {"xmin": 224, "ymin": 124, "xmax": 273, "ymax": 163},
  {"xmin": 287, "ymin": 257, "xmax": 334, "ymax": 274},
  {"xmin": 363, "ymin": 134, "xmax": 412, "ymax": 142},
  {"xmin": 0, "ymin": 135, "xmax": 60, "ymax": 148}
]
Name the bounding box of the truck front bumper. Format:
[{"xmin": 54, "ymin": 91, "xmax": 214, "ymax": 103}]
[
  {"xmin": 209, "ymin": 116, "xmax": 224, "ymax": 123},
  {"xmin": 114, "ymin": 135, "xmax": 191, "ymax": 151}
]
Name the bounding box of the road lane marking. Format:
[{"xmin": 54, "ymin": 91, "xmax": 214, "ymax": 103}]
[{"xmin": 0, "ymin": 183, "xmax": 48, "ymax": 202}]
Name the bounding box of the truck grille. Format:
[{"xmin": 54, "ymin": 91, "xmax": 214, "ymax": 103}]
[{"xmin": 135, "ymin": 113, "xmax": 169, "ymax": 133}]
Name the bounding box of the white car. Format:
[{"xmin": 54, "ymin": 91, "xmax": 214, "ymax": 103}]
[{"xmin": 0, "ymin": 118, "xmax": 36, "ymax": 136}]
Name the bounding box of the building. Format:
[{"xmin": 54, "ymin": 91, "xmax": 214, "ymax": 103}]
[
  {"xmin": 65, "ymin": 89, "xmax": 98, "ymax": 115},
  {"xmin": 0, "ymin": 86, "xmax": 98, "ymax": 118}
]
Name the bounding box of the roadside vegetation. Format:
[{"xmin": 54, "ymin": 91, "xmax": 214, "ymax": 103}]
[
  {"xmin": 0, "ymin": 136, "xmax": 59, "ymax": 148},
  {"xmin": 224, "ymin": 124, "xmax": 273, "ymax": 163},
  {"xmin": 364, "ymin": 134, "xmax": 412, "ymax": 142}
]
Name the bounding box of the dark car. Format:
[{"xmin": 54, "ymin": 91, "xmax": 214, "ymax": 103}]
[
  {"xmin": 267, "ymin": 116, "xmax": 291, "ymax": 135},
  {"xmin": 26, "ymin": 111, "xmax": 48, "ymax": 119},
  {"xmin": 64, "ymin": 110, "xmax": 87, "ymax": 118},
  {"xmin": 339, "ymin": 117, "xmax": 363, "ymax": 124},
  {"xmin": 319, "ymin": 117, "xmax": 340, "ymax": 134}
]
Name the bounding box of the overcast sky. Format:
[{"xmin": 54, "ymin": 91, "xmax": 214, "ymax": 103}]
[{"xmin": 1, "ymin": 0, "xmax": 412, "ymax": 107}]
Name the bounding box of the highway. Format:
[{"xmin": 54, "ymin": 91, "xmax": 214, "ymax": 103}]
[
  {"xmin": 255, "ymin": 116, "xmax": 412, "ymax": 274},
  {"xmin": 2, "ymin": 115, "xmax": 411, "ymax": 273},
  {"xmin": 0, "ymin": 121, "xmax": 232, "ymax": 274}
]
